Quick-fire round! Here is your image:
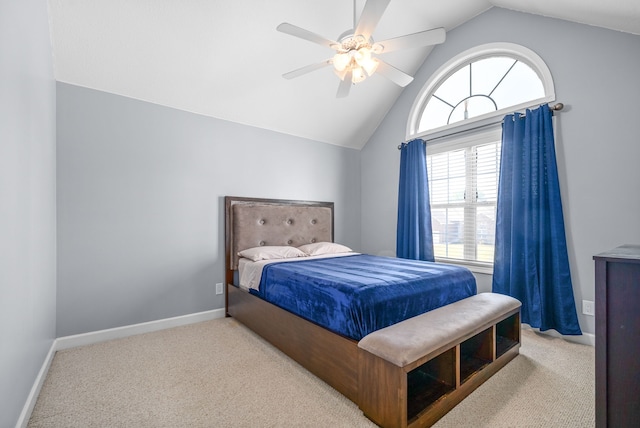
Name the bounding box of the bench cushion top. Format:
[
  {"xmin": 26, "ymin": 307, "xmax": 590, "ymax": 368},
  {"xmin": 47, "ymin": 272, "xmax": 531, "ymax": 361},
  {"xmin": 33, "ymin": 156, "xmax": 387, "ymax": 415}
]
[{"xmin": 358, "ymin": 293, "xmax": 521, "ymax": 367}]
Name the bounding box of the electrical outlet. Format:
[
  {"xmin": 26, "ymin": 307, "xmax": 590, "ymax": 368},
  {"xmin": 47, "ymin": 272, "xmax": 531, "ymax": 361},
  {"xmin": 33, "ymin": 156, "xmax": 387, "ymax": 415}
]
[
  {"xmin": 582, "ymin": 300, "xmax": 595, "ymax": 316},
  {"xmin": 215, "ymin": 283, "xmax": 224, "ymax": 295}
]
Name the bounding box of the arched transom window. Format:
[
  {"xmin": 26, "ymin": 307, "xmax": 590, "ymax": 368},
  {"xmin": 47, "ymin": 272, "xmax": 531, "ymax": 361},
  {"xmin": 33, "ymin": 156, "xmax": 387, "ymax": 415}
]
[{"xmin": 408, "ymin": 43, "xmax": 555, "ymax": 138}]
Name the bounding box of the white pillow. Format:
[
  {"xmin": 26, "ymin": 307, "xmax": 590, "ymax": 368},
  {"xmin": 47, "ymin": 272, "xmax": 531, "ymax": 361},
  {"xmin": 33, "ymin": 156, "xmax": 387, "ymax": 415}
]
[
  {"xmin": 298, "ymin": 242, "xmax": 353, "ymax": 256},
  {"xmin": 237, "ymin": 246, "xmax": 307, "ymax": 262}
]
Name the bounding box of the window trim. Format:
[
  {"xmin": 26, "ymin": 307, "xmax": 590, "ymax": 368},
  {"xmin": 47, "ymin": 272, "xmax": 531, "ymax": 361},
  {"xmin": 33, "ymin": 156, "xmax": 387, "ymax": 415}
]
[
  {"xmin": 406, "ymin": 42, "xmax": 556, "ymax": 141},
  {"xmin": 437, "ymin": 259, "xmax": 494, "ymax": 275}
]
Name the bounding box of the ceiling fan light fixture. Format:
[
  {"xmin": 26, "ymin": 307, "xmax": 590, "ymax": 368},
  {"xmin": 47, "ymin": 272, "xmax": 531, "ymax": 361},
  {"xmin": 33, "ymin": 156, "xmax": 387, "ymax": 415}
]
[
  {"xmin": 333, "ymin": 52, "xmax": 350, "ymax": 72},
  {"xmin": 358, "ymin": 54, "xmax": 379, "ymax": 76},
  {"xmin": 332, "ymin": 45, "xmax": 379, "ymax": 84},
  {"xmin": 352, "ymin": 66, "xmax": 367, "ymax": 83}
]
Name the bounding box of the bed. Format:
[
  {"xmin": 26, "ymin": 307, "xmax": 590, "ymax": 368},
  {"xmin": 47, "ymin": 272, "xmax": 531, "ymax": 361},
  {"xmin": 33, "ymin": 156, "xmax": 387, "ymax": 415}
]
[{"xmin": 224, "ymin": 196, "xmax": 477, "ymax": 405}]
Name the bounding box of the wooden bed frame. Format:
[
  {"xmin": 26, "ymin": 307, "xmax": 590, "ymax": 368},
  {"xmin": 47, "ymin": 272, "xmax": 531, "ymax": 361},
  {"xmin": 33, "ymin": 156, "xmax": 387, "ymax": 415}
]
[
  {"xmin": 224, "ymin": 196, "xmax": 360, "ymax": 403},
  {"xmin": 224, "ymin": 196, "xmax": 521, "ymax": 427}
]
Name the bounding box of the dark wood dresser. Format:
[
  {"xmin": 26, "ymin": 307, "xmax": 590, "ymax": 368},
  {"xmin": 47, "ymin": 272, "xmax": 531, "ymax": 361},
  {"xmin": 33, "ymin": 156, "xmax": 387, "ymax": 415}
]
[{"xmin": 593, "ymin": 244, "xmax": 640, "ymax": 427}]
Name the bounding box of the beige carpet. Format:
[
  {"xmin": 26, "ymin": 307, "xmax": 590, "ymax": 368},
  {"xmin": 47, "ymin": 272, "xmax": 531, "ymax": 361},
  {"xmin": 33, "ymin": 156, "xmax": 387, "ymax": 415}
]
[{"xmin": 28, "ymin": 318, "xmax": 594, "ymax": 427}]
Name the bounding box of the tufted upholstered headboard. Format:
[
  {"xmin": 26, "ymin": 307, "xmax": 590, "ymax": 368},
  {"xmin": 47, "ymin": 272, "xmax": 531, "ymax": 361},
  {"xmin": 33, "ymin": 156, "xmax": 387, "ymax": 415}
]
[{"xmin": 224, "ymin": 196, "xmax": 334, "ymax": 283}]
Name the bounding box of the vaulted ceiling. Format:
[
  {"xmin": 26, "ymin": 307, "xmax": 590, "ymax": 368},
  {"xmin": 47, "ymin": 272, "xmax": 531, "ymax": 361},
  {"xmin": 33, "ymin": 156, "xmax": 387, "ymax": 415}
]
[{"xmin": 48, "ymin": 0, "xmax": 640, "ymax": 149}]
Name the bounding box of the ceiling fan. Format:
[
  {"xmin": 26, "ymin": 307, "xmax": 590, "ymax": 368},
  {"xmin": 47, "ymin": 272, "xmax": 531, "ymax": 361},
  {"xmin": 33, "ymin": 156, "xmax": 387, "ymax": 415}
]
[{"xmin": 276, "ymin": 0, "xmax": 446, "ymax": 98}]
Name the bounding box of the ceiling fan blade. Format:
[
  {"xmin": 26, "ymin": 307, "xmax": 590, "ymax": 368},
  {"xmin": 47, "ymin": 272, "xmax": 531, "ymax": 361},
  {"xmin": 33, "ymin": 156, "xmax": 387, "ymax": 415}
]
[
  {"xmin": 277, "ymin": 23, "xmax": 339, "ymax": 49},
  {"xmin": 282, "ymin": 59, "xmax": 332, "ymax": 80},
  {"xmin": 354, "ymin": 0, "xmax": 391, "ymax": 40},
  {"xmin": 375, "ymin": 27, "xmax": 446, "ymax": 54},
  {"xmin": 375, "ymin": 60, "xmax": 414, "ymax": 87},
  {"xmin": 336, "ymin": 70, "xmax": 353, "ymax": 98}
]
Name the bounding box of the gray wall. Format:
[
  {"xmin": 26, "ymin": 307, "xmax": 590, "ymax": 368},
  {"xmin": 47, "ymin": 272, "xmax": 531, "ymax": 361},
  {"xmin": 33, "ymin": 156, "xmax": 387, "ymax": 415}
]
[
  {"xmin": 56, "ymin": 83, "xmax": 361, "ymax": 336},
  {"xmin": 0, "ymin": 0, "xmax": 57, "ymax": 426},
  {"xmin": 361, "ymin": 7, "xmax": 640, "ymax": 336}
]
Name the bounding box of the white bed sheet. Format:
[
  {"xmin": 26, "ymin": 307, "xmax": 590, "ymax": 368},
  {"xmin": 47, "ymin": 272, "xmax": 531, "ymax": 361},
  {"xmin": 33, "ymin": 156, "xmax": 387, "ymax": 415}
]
[{"xmin": 238, "ymin": 252, "xmax": 358, "ymax": 291}]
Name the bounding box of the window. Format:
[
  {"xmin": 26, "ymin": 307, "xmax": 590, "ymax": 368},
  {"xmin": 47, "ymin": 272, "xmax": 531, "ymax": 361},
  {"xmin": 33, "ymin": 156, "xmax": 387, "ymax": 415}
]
[
  {"xmin": 407, "ymin": 43, "xmax": 555, "ymax": 272},
  {"xmin": 427, "ymin": 130, "xmax": 501, "ymax": 270}
]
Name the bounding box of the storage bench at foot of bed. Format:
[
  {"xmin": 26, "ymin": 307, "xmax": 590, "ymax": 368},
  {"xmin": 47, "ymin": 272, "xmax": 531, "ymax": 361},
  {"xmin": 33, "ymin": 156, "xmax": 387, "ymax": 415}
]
[{"xmin": 357, "ymin": 293, "xmax": 521, "ymax": 428}]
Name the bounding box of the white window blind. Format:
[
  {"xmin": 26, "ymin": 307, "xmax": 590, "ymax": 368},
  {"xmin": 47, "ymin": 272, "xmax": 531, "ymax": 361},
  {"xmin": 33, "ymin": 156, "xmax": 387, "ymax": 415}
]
[{"xmin": 427, "ymin": 131, "xmax": 501, "ymax": 269}]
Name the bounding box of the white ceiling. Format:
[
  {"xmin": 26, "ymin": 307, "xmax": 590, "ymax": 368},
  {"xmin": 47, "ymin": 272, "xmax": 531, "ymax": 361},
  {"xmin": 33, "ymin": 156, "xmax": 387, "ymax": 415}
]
[{"xmin": 47, "ymin": 0, "xmax": 640, "ymax": 149}]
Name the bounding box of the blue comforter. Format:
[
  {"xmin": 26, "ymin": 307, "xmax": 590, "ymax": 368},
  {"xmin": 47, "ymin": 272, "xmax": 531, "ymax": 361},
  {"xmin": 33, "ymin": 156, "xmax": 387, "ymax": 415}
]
[{"xmin": 251, "ymin": 254, "xmax": 477, "ymax": 340}]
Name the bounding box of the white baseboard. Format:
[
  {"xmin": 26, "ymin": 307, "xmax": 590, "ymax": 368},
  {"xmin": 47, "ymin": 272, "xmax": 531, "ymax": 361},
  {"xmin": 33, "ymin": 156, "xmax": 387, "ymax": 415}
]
[
  {"xmin": 55, "ymin": 308, "xmax": 225, "ymax": 350},
  {"xmin": 16, "ymin": 309, "xmax": 225, "ymax": 427},
  {"xmin": 15, "ymin": 341, "xmax": 57, "ymax": 428},
  {"xmin": 522, "ymin": 323, "xmax": 595, "ymax": 347}
]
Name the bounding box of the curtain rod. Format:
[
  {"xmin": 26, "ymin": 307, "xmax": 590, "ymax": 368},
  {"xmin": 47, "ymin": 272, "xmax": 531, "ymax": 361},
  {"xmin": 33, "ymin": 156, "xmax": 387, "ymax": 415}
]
[{"xmin": 398, "ymin": 102, "xmax": 565, "ymax": 150}]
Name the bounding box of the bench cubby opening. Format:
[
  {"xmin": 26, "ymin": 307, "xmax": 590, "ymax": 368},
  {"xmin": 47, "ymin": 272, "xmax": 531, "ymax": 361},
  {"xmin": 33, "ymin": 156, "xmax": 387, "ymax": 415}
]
[
  {"xmin": 496, "ymin": 312, "xmax": 520, "ymax": 358},
  {"xmin": 459, "ymin": 327, "xmax": 494, "ymax": 384},
  {"xmin": 407, "ymin": 347, "xmax": 456, "ymax": 421}
]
